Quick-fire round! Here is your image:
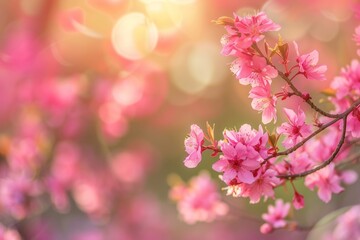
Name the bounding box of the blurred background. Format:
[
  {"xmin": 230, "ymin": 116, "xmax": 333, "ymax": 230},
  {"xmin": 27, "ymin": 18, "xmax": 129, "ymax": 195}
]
[{"xmin": 0, "ymin": 0, "xmax": 360, "ymax": 239}]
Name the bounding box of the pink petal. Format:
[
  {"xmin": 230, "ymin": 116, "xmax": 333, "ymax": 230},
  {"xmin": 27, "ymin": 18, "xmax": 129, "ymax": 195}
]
[
  {"xmin": 212, "ymin": 159, "xmax": 228, "ymax": 172},
  {"xmin": 237, "ymin": 169, "xmax": 255, "ymax": 184}
]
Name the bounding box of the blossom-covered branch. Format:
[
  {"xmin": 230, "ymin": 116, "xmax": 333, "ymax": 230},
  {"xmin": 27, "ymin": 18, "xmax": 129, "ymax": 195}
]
[{"xmin": 174, "ymin": 10, "xmax": 360, "ymax": 235}]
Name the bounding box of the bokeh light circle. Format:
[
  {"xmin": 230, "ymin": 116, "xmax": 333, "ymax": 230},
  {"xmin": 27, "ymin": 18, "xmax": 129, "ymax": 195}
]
[{"xmin": 111, "ymin": 12, "xmax": 158, "ymax": 60}]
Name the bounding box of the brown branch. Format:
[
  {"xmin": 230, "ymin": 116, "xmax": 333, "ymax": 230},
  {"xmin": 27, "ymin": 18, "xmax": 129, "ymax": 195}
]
[
  {"xmin": 336, "ymin": 151, "xmax": 360, "ymax": 170},
  {"xmin": 252, "ymin": 44, "xmax": 340, "ymax": 118},
  {"xmin": 277, "ymin": 115, "xmax": 348, "ymax": 179},
  {"xmin": 262, "ymin": 98, "xmax": 360, "ymax": 165}
]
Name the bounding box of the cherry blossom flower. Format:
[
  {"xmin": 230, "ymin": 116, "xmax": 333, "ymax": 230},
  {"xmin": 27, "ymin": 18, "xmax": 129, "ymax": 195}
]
[
  {"xmin": 241, "ymin": 168, "xmax": 281, "ymax": 203},
  {"xmin": 183, "ymin": 124, "xmax": 204, "ymax": 168},
  {"xmin": 304, "ymin": 163, "xmax": 343, "ymax": 203},
  {"xmin": 292, "ymin": 191, "xmax": 304, "ymax": 210},
  {"xmin": 277, "ymin": 107, "xmax": 312, "ymax": 148},
  {"xmin": 213, "ymin": 125, "xmax": 268, "ymax": 185},
  {"xmin": 260, "ymin": 199, "xmax": 290, "ymax": 234},
  {"xmin": 169, "ymin": 173, "xmax": 228, "ymax": 224},
  {"xmin": 294, "ymin": 42, "xmax": 327, "ymax": 81},
  {"xmin": 331, "ymin": 60, "xmax": 360, "ymax": 100},
  {"xmin": 230, "ymin": 55, "xmax": 278, "ymax": 87},
  {"xmin": 275, "ymin": 151, "xmax": 312, "ymax": 175},
  {"xmin": 234, "ymin": 12, "xmax": 281, "ymax": 48},
  {"xmin": 249, "ymin": 83, "xmax": 277, "ymax": 124},
  {"xmin": 220, "ymin": 12, "xmax": 280, "ymax": 55},
  {"xmin": 213, "ymin": 144, "xmax": 260, "ymax": 184}
]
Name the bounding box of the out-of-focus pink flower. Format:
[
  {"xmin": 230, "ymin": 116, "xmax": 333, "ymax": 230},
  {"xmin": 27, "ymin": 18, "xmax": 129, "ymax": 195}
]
[
  {"xmin": 331, "ymin": 60, "xmax": 360, "ymax": 100},
  {"xmin": 7, "ymin": 138, "xmax": 43, "ymax": 173},
  {"xmin": 261, "ymin": 199, "xmax": 290, "ymax": 234},
  {"xmin": 340, "ymin": 170, "xmax": 358, "ymax": 185},
  {"xmin": 276, "ymin": 152, "xmax": 312, "ymax": 175},
  {"xmin": 277, "ymin": 107, "xmax": 312, "ymax": 148},
  {"xmin": 304, "ymin": 163, "xmax": 343, "ymax": 203},
  {"xmin": 184, "ymin": 124, "xmax": 204, "ymax": 168},
  {"xmin": 0, "ymin": 224, "xmax": 22, "ymax": 240},
  {"xmin": 324, "ymin": 205, "xmax": 360, "ymax": 240},
  {"xmin": 111, "ymin": 143, "xmax": 154, "ymax": 184},
  {"xmin": 72, "ymin": 170, "xmax": 117, "ymax": 219},
  {"xmin": 0, "ymin": 175, "xmax": 42, "ymax": 219},
  {"xmin": 169, "ymin": 172, "xmax": 228, "ymax": 224},
  {"xmin": 230, "ymin": 55, "xmax": 278, "ymax": 87},
  {"xmin": 46, "ymin": 177, "xmax": 69, "ymax": 213},
  {"xmin": 249, "ymin": 83, "xmax": 277, "ymax": 124},
  {"xmin": 294, "ymin": 42, "xmax": 327, "ymax": 81},
  {"xmin": 330, "ymin": 59, "xmax": 360, "ymax": 138}
]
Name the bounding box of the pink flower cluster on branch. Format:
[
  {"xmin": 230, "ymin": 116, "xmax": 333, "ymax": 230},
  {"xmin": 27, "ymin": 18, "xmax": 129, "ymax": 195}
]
[{"xmin": 176, "ymin": 10, "xmax": 360, "ymax": 234}]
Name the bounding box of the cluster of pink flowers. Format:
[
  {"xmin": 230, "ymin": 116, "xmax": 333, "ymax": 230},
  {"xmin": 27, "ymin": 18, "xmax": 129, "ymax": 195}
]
[
  {"xmin": 178, "ymin": 11, "xmax": 360, "ymax": 234},
  {"xmin": 169, "ymin": 172, "xmax": 228, "ymax": 224},
  {"xmin": 260, "ymin": 199, "xmax": 291, "ymax": 234}
]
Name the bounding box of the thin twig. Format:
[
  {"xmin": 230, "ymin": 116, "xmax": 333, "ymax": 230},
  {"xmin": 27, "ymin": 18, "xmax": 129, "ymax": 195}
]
[
  {"xmin": 262, "ymin": 98, "xmax": 360, "ymax": 164},
  {"xmin": 277, "ymin": 115, "xmax": 348, "ymax": 179},
  {"xmin": 252, "ymin": 44, "xmax": 340, "ymax": 118}
]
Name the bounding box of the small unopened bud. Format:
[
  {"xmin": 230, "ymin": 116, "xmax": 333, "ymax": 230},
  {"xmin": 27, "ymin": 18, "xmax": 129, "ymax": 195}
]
[
  {"xmin": 260, "ymin": 223, "xmax": 273, "ymax": 234},
  {"xmin": 212, "ymin": 16, "xmax": 234, "ymax": 26}
]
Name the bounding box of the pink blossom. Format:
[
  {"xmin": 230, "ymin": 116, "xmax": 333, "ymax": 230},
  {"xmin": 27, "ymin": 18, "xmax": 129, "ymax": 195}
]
[
  {"xmin": 304, "ymin": 163, "xmax": 343, "ymax": 203},
  {"xmin": 277, "ymin": 107, "xmax": 312, "ymax": 148},
  {"xmin": 234, "ymin": 12, "xmax": 281, "ymax": 47},
  {"xmin": 183, "ymin": 124, "xmax": 204, "ymax": 168},
  {"xmin": 249, "ymin": 83, "xmax": 277, "ymax": 124},
  {"xmin": 230, "ymin": 55, "xmax": 278, "ymax": 87},
  {"xmin": 294, "ymin": 42, "xmax": 327, "ymax": 81},
  {"xmin": 220, "ymin": 31, "xmax": 250, "ymax": 56},
  {"xmin": 0, "ymin": 224, "xmax": 22, "ymax": 240},
  {"xmin": 222, "ymin": 125, "xmax": 269, "ymax": 158},
  {"xmin": 241, "ymin": 168, "xmax": 281, "ymax": 203},
  {"xmin": 304, "ymin": 128, "xmax": 349, "ymax": 165},
  {"xmin": 261, "ymin": 199, "xmax": 290, "ymax": 233},
  {"xmin": 169, "ymin": 173, "xmax": 228, "ymax": 224},
  {"xmin": 347, "ymin": 110, "xmax": 360, "ymax": 138},
  {"xmin": 331, "ymin": 60, "xmax": 360, "ymax": 100},
  {"xmin": 220, "ymin": 12, "xmax": 280, "ymax": 55},
  {"xmin": 213, "ymin": 144, "xmax": 259, "ymax": 184},
  {"xmin": 276, "ymin": 152, "xmax": 312, "ymax": 175},
  {"xmin": 213, "ymin": 125, "xmax": 268, "ymax": 185},
  {"xmin": 292, "ymin": 191, "xmax": 304, "ymax": 210}
]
